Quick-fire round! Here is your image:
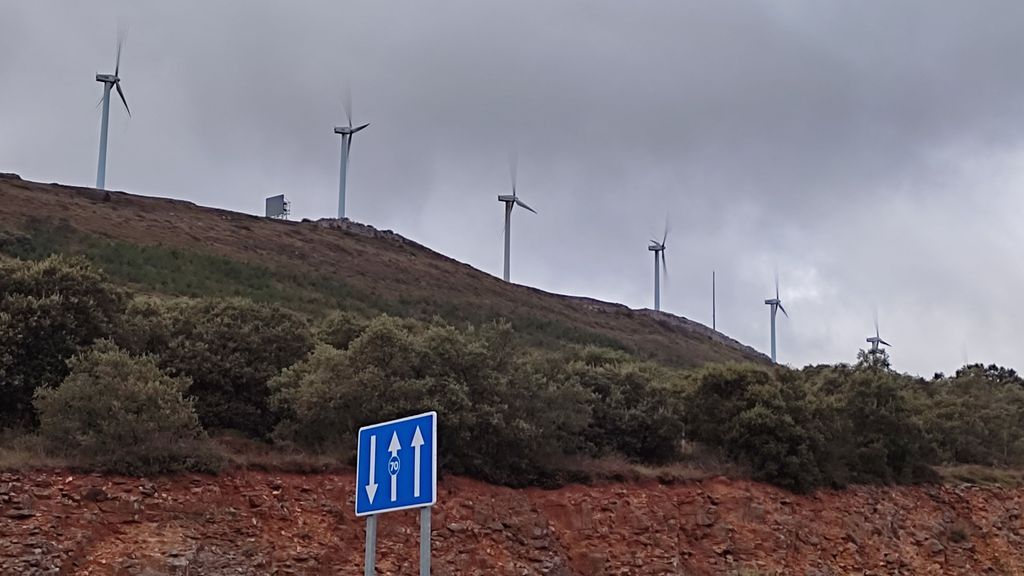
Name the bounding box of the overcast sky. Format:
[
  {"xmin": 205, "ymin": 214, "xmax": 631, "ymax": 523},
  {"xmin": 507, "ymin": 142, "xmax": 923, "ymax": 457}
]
[{"xmin": 3, "ymin": 1, "xmax": 1024, "ymax": 376}]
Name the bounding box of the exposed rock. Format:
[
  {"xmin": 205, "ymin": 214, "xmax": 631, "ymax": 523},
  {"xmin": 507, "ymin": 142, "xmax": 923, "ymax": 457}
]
[
  {"xmin": 80, "ymin": 487, "xmax": 108, "ymax": 502},
  {"xmin": 4, "ymin": 509, "xmax": 36, "ymax": 519},
  {"xmin": 0, "ymin": 472, "xmax": 1022, "ymax": 574}
]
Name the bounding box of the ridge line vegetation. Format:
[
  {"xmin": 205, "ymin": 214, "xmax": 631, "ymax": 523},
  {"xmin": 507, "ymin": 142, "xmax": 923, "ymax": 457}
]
[{"xmin": 2, "ymin": 234, "xmax": 1023, "ymax": 490}]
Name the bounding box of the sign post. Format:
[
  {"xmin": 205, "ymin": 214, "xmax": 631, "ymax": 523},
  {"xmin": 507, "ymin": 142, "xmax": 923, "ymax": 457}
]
[{"xmin": 356, "ymin": 412, "xmax": 437, "ymax": 575}]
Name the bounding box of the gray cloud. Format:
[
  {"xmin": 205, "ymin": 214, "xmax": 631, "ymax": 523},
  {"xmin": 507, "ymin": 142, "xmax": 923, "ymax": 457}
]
[{"xmin": 3, "ymin": 0, "xmax": 1024, "ymax": 375}]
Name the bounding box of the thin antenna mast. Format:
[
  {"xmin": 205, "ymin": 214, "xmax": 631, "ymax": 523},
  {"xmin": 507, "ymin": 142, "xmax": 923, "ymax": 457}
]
[{"xmin": 712, "ymin": 270, "xmax": 716, "ymax": 331}]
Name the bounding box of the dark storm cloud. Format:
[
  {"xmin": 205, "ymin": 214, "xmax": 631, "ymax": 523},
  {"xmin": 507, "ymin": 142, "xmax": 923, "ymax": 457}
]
[{"xmin": 3, "ymin": 1, "xmax": 1024, "ymax": 375}]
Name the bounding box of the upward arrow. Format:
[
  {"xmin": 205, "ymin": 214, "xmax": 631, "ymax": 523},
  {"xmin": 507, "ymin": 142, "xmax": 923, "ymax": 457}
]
[
  {"xmin": 365, "ymin": 435, "xmax": 378, "ymax": 504},
  {"xmin": 388, "ymin": 431, "xmax": 401, "ymax": 502},
  {"xmin": 411, "ymin": 426, "xmax": 425, "ymax": 498}
]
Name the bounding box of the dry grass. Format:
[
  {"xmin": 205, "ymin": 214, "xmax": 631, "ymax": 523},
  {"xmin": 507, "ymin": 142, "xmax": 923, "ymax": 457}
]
[
  {"xmin": 937, "ymin": 464, "xmax": 1024, "ymax": 488},
  {"xmin": 0, "ymin": 432, "xmax": 71, "ymax": 471},
  {"xmin": 553, "ymin": 443, "xmax": 745, "ymax": 486},
  {"xmin": 210, "ymin": 434, "xmax": 352, "ymax": 474}
]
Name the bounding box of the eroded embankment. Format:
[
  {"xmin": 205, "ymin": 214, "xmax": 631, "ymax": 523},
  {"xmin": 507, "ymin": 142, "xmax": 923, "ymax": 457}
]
[{"xmin": 1, "ymin": 471, "xmax": 1023, "ymax": 575}]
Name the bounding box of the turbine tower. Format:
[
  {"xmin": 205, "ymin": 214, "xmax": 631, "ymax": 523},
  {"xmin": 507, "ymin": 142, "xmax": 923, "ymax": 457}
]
[
  {"xmin": 498, "ymin": 154, "xmax": 537, "ymax": 282},
  {"xmin": 94, "ymin": 36, "xmax": 131, "ymax": 190},
  {"xmin": 333, "ymin": 89, "xmax": 370, "ymax": 219},
  {"xmin": 764, "ymin": 273, "xmax": 787, "ymax": 363},
  {"xmin": 648, "ymin": 226, "xmax": 668, "ymax": 311},
  {"xmin": 866, "ymin": 311, "xmax": 892, "ymax": 354}
]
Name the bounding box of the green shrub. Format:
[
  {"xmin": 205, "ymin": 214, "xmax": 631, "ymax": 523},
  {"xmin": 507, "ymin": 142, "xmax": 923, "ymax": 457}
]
[
  {"xmin": 316, "ymin": 311, "xmax": 369, "ymax": 350},
  {"xmin": 271, "ymin": 316, "xmax": 592, "ymax": 486},
  {"xmin": 560, "ymin": 346, "xmax": 686, "ymax": 464},
  {"xmin": 910, "ymin": 365, "xmax": 1024, "ymax": 467},
  {"xmin": 686, "ymin": 364, "xmax": 828, "ymax": 492},
  {"xmin": 115, "ymin": 297, "xmax": 312, "ymax": 437},
  {"xmin": 833, "ymin": 370, "xmax": 936, "ymax": 484},
  {"xmin": 0, "ymin": 256, "xmax": 124, "ymax": 427},
  {"xmin": 33, "ymin": 341, "xmax": 217, "ymax": 474}
]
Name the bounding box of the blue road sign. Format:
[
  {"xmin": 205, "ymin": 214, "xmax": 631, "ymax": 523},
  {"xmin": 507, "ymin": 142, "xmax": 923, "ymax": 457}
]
[{"xmin": 355, "ymin": 411, "xmax": 437, "ymax": 517}]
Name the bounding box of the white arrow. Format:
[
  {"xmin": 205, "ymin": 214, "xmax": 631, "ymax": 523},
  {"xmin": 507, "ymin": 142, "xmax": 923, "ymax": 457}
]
[
  {"xmin": 411, "ymin": 426, "xmax": 425, "ymax": 498},
  {"xmin": 365, "ymin": 434, "xmax": 378, "ymax": 504},
  {"xmin": 388, "ymin": 431, "xmax": 401, "ymax": 502}
]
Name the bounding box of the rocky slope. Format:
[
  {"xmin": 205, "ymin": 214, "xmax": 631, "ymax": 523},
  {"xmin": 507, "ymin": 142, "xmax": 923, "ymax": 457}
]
[{"xmin": 2, "ymin": 470, "xmax": 1023, "ymax": 575}]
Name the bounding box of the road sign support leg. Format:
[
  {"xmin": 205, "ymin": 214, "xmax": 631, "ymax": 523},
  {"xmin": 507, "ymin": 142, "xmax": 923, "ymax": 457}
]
[
  {"xmin": 364, "ymin": 514, "xmax": 377, "ymax": 576},
  {"xmin": 419, "ymin": 506, "xmax": 431, "ymax": 575}
]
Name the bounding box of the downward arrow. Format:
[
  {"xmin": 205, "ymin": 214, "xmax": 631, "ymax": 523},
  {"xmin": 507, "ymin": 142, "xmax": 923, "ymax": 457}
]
[
  {"xmin": 388, "ymin": 431, "xmax": 401, "ymax": 502},
  {"xmin": 365, "ymin": 435, "xmax": 378, "ymax": 504},
  {"xmin": 411, "ymin": 426, "xmax": 424, "ymax": 498}
]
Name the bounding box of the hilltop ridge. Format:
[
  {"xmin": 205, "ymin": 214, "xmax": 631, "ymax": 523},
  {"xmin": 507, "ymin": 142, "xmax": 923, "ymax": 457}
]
[{"xmin": 0, "ymin": 174, "xmax": 766, "ymax": 367}]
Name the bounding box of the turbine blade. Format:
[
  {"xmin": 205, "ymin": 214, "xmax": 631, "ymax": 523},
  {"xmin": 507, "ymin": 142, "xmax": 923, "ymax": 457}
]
[
  {"xmin": 662, "ymin": 217, "xmax": 669, "ymax": 246},
  {"xmin": 514, "ymin": 198, "xmax": 537, "ymax": 214},
  {"xmin": 508, "ymin": 150, "xmax": 518, "ymax": 195},
  {"xmin": 343, "ymin": 85, "xmax": 353, "ymax": 128},
  {"xmin": 661, "ymin": 250, "xmax": 668, "ymax": 279},
  {"xmin": 115, "ymin": 83, "xmax": 130, "ymax": 117},
  {"xmin": 775, "ymin": 270, "xmax": 780, "ymax": 300},
  {"xmin": 778, "ymin": 302, "xmax": 788, "ymax": 318},
  {"xmin": 351, "ymin": 122, "xmax": 370, "ymax": 134},
  {"xmin": 115, "ymin": 36, "xmax": 123, "ymax": 77},
  {"xmin": 880, "ymin": 339, "xmax": 892, "ymax": 347}
]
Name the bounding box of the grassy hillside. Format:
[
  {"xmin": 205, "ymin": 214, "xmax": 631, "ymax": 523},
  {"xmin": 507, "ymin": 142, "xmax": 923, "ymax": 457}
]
[{"xmin": 0, "ymin": 173, "xmax": 766, "ymax": 367}]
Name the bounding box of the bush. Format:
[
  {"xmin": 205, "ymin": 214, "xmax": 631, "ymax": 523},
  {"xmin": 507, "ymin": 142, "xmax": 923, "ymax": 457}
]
[
  {"xmin": 560, "ymin": 346, "xmax": 686, "ymax": 464},
  {"xmin": 831, "ymin": 370, "xmax": 936, "ymax": 484},
  {"xmin": 0, "ymin": 256, "xmax": 124, "ymax": 427},
  {"xmin": 271, "ymin": 316, "xmax": 592, "ymax": 486},
  {"xmin": 116, "ymin": 297, "xmax": 312, "ymax": 437},
  {"xmin": 686, "ymin": 364, "xmax": 828, "ymax": 492},
  {"xmin": 33, "ymin": 341, "xmax": 217, "ymax": 474},
  {"xmin": 686, "ymin": 363, "xmax": 935, "ymax": 492},
  {"xmin": 316, "ymin": 311, "xmax": 369, "ymax": 350},
  {"xmin": 910, "ymin": 365, "xmax": 1024, "ymax": 467}
]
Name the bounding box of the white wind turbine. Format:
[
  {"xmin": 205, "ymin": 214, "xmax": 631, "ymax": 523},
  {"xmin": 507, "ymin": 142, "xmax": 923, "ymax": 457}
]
[
  {"xmin": 94, "ymin": 34, "xmax": 131, "ymax": 190},
  {"xmin": 648, "ymin": 225, "xmax": 668, "ymax": 311},
  {"xmin": 334, "ymin": 88, "xmax": 370, "ymax": 219},
  {"xmin": 498, "ymin": 154, "xmax": 537, "ymax": 282},
  {"xmin": 764, "ymin": 272, "xmax": 787, "ymax": 363},
  {"xmin": 866, "ymin": 310, "xmax": 892, "ymax": 354}
]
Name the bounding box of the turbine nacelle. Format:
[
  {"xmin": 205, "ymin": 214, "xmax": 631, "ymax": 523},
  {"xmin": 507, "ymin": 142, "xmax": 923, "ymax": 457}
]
[
  {"xmin": 648, "ymin": 243, "xmax": 665, "ymax": 252},
  {"xmin": 95, "ymin": 73, "xmax": 119, "ymax": 84},
  {"xmin": 334, "ymin": 123, "xmax": 370, "ymax": 135},
  {"xmin": 498, "ymin": 194, "xmax": 537, "ymax": 214}
]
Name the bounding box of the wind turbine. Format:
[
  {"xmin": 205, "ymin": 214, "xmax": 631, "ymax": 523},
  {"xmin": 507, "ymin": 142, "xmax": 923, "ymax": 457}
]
[
  {"xmin": 866, "ymin": 311, "xmax": 892, "ymax": 354},
  {"xmin": 497, "ymin": 154, "xmax": 537, "ymax": 282},
  {"xmin": 333, "ymin": 89, "xmax": 370, "ymax": 219},
  {"xmin": 764, "ymin": 273, "xmax": 787, "ymax": 363},
  {"xmin": 648, "ymin": 225, "xmax": 668, "ymax": 311},
  {"xmin": 94, "ymin": 35, "xmax": 131, "ymax": 190}
]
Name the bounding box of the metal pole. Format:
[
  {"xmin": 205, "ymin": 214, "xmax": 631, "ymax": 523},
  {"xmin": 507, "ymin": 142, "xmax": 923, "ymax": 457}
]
[
  {"xmin": 96, "ymin": 82, "xmax": 112, "ymax": 190},
  {"xmin": 419, "ymin": 506, "xmax": 431, "ymax": 576},
  {"xmin": 712, "ymin": 270, "xmax": 716, "ymax": 331},
  {"xmin": 503, "ymin": 202, "xmax": 512, "ymax": 282},
  {"xmin": 338, "ymin": 135, "xmax": 349, "ymax": 219},
  {"xmin": 364, "ymin": 514, "xmax": 377, "ymax": 576},
  {"xmin": 770, "ymin": 305, "xmax": 777, "ymax": 363},
  {"xmin": 653, "ymin": 251, "xmax": 660, "ymax": 311}
]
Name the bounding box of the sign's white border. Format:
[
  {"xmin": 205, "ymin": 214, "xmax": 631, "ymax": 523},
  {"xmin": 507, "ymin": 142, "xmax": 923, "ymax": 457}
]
[{"xmin": 355, "ymin": 411, "xmax": 438, "ymax": 517}]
